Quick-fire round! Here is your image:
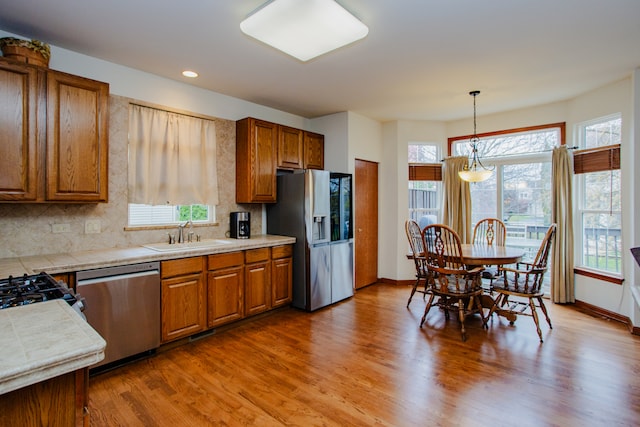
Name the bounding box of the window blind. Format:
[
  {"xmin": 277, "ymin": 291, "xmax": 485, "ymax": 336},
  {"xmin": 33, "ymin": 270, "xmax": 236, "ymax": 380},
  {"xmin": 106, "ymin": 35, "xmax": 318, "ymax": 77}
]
[
  {"xmin": 573, "ymin": 144, "xmax": 620, "ymax": 174},
  {"xmin": 408, "ymin": 164, "xmax": 442, "ymax": 181}
]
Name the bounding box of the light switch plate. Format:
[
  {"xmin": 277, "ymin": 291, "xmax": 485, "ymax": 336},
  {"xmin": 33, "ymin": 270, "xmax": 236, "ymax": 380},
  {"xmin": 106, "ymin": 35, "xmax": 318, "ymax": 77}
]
[{"xmin": 85, "ymin": 219, "xmax": 101, "ymax": 234}]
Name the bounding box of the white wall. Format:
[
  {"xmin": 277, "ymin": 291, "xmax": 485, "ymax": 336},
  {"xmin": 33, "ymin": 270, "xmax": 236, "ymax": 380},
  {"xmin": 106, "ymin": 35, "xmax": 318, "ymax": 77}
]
[
  {"xmin": 310, "ymin": 112, "xmax": 349, "ymax": 173},
  {"xmin": 380, "ymin": 120, "xmax": 447, "ymax": 282}
]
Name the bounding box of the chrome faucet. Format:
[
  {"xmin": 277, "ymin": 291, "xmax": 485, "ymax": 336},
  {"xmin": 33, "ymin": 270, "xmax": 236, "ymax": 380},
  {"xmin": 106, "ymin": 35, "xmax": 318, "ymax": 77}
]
[{"xmin": 177, "ymin": 220, "xmax": 192, "ymax": 243}]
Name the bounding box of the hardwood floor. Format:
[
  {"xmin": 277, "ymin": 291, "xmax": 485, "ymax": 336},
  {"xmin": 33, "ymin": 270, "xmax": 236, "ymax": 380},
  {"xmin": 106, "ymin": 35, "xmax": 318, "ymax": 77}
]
[{"xmin": 89, "ymin": 284, "xmax": 640, "ymax": 426}]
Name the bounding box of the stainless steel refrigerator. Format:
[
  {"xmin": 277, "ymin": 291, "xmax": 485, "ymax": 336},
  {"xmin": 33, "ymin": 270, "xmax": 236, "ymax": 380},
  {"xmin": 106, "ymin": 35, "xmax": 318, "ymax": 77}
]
[{"xmin": 267, "ymin": 169, "xmax": 354, "ymax": 311}]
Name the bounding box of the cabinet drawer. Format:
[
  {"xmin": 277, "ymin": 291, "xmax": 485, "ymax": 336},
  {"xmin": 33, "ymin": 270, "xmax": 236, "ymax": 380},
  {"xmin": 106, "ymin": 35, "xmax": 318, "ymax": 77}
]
[
  {"xmin": 245, "ymin": 247, "xmax": 270, "ymax": 264},
  {"xmin": 271, "ymin": 245, "xmax": 292, "ymax": 259},
  {"xmin": 208, "ymin": 251, "xmax": 244, "ymax": 270},
  {"xmin": 161, "ymin": 257, "xmax": 204, "ymax": 279}
]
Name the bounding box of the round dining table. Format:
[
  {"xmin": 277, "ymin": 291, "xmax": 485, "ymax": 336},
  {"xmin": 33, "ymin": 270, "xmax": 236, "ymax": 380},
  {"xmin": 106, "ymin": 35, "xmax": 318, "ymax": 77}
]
[
  {"xmin": 406, "ymin": 244, "xmax": 526, "ymax": 321},
  {"xmin": 460, "ymin": 244, "xmax": 524, "ymax": 266}
]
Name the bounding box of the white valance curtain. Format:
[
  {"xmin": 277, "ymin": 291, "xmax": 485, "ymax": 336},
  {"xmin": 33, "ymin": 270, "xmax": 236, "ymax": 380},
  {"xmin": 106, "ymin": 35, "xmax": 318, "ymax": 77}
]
[{"xmin": 128, "ymin": 104, "xmax": 219, "ymax": 206}]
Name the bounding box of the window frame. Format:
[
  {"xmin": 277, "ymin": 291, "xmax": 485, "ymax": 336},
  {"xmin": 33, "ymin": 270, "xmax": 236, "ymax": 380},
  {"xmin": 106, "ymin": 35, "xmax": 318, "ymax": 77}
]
[
  {"xmin": 573, "ymin": 114, "xmax": 623, "ymax": 284},
  {"xmin": 448, "ymin": 122, "xmax": 564, "ymax": 228},
  {"xmin": 127, "ymin": 203, "xmax": 217, "ymax": 229},
  {"xmin": 407, "ymin": 142, "xmax": 442, "ymax": 223}
]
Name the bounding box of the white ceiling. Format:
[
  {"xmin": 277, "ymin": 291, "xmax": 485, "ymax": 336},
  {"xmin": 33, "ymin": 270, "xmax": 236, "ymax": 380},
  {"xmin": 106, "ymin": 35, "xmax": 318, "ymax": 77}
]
[{"xmin": 1, "ymin": 0, "xmax": 639, "ymax": 122}]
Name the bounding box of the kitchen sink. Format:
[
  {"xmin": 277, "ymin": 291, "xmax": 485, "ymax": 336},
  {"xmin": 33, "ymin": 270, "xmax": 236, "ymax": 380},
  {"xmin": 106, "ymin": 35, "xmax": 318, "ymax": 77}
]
[{"xmin": 142, "ymin": 239, "xmax": 232, "ymax": 252}]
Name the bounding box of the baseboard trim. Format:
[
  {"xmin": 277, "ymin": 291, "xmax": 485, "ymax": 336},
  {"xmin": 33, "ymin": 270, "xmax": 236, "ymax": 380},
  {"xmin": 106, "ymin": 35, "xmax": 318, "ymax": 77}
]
[
  {"xmin": 573, "ymin": 300, "xmax": 638, "ymax": 336},
  {"xmin": 378, "ymin": 278, "xmax": 413, "ymax": 286}
]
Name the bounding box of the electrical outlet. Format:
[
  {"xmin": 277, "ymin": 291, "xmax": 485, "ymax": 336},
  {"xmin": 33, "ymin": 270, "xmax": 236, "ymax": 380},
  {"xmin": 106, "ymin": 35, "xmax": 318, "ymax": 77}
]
[
  {"xmin": 52, "ymin": 223, "xmax": 71, "ymax": 233},
  {"xmin": 85, "ymin": 219, "xmax": 101, "ymax": 234}
]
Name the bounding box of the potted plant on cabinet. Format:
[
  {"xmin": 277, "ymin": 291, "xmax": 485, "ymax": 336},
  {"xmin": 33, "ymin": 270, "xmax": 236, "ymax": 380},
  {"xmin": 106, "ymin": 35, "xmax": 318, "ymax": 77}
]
[{"xmin": 0, "ymin": 37, "xmax": 50, "ymax": 67}]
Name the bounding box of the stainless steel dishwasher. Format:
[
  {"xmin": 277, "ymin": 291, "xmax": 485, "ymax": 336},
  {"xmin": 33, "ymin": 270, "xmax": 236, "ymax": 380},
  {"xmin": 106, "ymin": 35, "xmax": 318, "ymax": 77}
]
[{"xmin": 76, "ymin": 261, "xmax": 160, "ymax": 368}]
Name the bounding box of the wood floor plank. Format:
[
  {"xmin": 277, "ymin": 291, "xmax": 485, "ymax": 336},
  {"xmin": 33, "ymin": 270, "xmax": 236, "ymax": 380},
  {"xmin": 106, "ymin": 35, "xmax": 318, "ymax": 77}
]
[{"xmin": 89, "ymin": 284, "xmax": 640, "ymax": 426}]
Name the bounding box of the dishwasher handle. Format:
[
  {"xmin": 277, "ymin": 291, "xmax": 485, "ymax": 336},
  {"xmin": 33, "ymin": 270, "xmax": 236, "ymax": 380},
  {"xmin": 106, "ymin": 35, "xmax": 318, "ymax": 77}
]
[
  {"xmin": 77, "ymin": 269, "xmax": 160, "ymax": 286},
  {"xmin": 76, "ymin": 262, "xmax": 160, "ymax": 282}
]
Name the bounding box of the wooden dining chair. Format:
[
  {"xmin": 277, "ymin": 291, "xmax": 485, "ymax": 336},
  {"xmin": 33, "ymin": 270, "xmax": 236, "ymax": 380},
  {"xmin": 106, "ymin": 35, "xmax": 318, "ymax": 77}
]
[
  {"xmin": 405, "ymin": 219, "xmax": 431, "ymax": 307},
  {"xmin": 488, "ymin": 223, "xmax": 557, "ymax": 342},
  {"xmin": 420, "ymin": 224, "xmax": 486, "ymax": 341},
  {"xmin": 472, "ymin": 218, "xmax": 507, "ymax": 289},
  {"xmin": 473, "ymin": 218, "xmax": 507, "ymax": 246}
]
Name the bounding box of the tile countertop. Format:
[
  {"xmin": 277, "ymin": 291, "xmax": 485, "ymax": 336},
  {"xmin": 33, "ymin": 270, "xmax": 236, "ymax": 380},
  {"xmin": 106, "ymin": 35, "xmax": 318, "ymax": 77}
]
[
  {"xmin": 0, "ymin": 300, "xmax": 106, "ymax": 395},
  {"xmin": 0, "ymin": 234, "xmax": 296, "ymax": 278},
  {"xmin": 0, "ymin": 235, "xmax": 295, "ymax": 395}
]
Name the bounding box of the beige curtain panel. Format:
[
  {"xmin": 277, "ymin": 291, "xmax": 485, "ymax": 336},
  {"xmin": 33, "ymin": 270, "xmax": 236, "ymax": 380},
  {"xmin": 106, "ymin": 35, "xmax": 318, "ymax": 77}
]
[
  {"xmin": 442, "ymin": 156, "xmax": 472, "ymax": 243},
  {"xmin": 128, "ymin": 104, "xmax": 219, "ymax": 206},
  {"xmin": 551, "ymin": 145, "xmax": 575, "ymax": 303}
]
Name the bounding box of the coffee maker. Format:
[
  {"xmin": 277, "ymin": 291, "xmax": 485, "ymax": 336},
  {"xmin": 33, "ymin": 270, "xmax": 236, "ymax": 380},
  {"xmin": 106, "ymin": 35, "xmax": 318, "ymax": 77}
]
[{"xmin": 230, "ymin": 212, "xmax": 250, "ymax": 239}]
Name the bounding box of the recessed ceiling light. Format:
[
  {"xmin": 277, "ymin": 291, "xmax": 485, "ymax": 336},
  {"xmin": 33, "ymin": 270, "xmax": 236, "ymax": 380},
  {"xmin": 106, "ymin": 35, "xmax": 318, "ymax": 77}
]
[
  {"xmin": 182, "ymin": 70, "xmax": 199, "ymax": 78},
  {"xmin": 240, "ymin": 0, "xmax": 368, "ymax": 62}
]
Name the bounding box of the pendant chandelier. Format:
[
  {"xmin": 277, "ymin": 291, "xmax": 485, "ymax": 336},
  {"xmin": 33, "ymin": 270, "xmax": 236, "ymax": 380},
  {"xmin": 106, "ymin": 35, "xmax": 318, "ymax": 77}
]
[{"xmin": 458, "ymin": 90, "xmax": 494, "ymax": 182}]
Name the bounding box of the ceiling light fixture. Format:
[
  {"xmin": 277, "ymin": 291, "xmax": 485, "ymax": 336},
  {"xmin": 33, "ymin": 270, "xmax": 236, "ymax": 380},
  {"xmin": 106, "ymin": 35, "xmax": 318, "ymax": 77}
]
[
  {"xmin": 458, "ymin": 90, "xmax": 494, "ymax": 183},
  {"xmin": 240, "ymin": 0, "xmax": 369, "ymax": 62},
  {"xmin": 182, "ymin": 70, "xmax": 198, "ymax": 78}
]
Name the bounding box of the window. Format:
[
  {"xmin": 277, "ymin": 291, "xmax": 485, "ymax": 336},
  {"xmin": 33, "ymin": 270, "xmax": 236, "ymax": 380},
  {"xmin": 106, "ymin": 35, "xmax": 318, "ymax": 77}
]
[
  {"xmin": 127, "ymin": 103, "xmax": 219, "ymax": 227},
  {"xmin": 450, "ymin": 124, "xmax": 563, "ymax": 292},
  {"xmin": 408, "ymin": 143, "xmax": 441, "ymax": 224},
  {"xmin": 575, "ymin": 115, "xmax": 622, "ymax": 276},
  {"xmin": 128, "ymin": 204, "xmax": 213, "ymax": 227}
]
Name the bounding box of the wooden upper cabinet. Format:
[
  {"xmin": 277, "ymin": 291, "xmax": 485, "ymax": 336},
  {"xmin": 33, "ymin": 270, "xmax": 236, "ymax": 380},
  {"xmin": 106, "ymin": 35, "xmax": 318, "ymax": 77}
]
[
  {"xmin": 277, "ymin": 125, "xmax": 304, "ymax": 169},
  {"xmin": 0, "ymin": 60, "xmax": 41, "ymax": 201},
  {"xmin": 0, "ymin": 57, "xmax": 109, "ymax": 203},
  {"xmin": 304, "ymin": 131, "xmax": 324, "ymax": 170},
  {"xmin": 46, "ymin": 70, "xmax": 109, "ymax": 202},
  {"xmin": 236, "ymin": 117, "xmax": 278, "ymax": 203}
]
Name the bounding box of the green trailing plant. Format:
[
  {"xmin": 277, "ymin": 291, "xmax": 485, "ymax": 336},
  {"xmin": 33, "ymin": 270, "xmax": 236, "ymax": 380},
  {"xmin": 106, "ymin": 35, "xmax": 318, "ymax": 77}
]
[{"xmin": 0, "ymin": 37, "xmax": 51, "ymax": 59}]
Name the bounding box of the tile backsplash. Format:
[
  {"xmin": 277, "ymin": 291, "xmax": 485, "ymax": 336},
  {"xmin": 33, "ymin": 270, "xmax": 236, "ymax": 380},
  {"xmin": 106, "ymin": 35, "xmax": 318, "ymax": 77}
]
[{"xmin": 0, "ymin": 95, "xmax": 261, "ymax": 259}]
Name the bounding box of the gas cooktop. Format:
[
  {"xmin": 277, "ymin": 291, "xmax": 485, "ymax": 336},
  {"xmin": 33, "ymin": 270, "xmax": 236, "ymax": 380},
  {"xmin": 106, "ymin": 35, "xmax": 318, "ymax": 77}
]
[{"xmin": 0, "ymin": 272, "xmax": 79, "ymax": 309}]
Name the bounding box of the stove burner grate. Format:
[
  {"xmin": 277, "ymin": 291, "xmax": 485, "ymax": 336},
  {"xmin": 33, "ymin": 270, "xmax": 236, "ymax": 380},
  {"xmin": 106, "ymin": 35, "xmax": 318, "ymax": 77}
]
[{"xmin": 0, "ymin": 272, "xmax": 78, "ymax": 309}]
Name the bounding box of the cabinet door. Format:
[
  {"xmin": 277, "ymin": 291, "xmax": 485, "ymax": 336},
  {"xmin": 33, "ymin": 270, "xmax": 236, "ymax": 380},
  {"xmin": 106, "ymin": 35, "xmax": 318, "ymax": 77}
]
[
  {"xmin": 0, "ymin": 60, "xmax": 40, "ymax": 201},
  {"xmin": 245, "ymin": 261, "xmax": 271, "ymax": 316},
  {"xmin": 46, "ymin": 70, "xmax": 109, "ymax": 202},
  {"xmin": 277, "ymin": 125, "xmax": 303, "ymax": 169},
  {"xmin": 304, "ymin": 131, "xmax": 324, "ymax": 170},
  {"xmin": 161, "ymin": 272, "xmax": 206, "ymax": 342},
  {"xmin": 207, "ymin": 265, "xmax": 244, "ymax": 328},
  {"xmin": 236, "ymin": 118, "xmax": 277, "ymax": 203},
  {"xmin": 272, "ymin": 256, "xmax": 292, "ymax": 308}
]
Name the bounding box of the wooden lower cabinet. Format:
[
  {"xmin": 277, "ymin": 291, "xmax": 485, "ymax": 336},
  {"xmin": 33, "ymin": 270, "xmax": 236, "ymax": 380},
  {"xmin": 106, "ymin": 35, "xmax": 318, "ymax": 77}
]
[
  {"xmin": 0, "ymin": 368, "xmax": 88, "ymax": 427},
  {"xmin": 207, "ymin": 252, "xmax": 244, "ymax": 328},
  {"xmin": 160, "ymin": 257, "xmax": 206, "ymax": 343},
  {"xmin": 245, "ymin": 248, "xmax": 271, "ymax": 317},
  {"xmin": 271, "ymin": 245, "xmax": 293, "ymax": 308},
  {"xmin": 160, "ymin": 245, "xmax": 293, "ymax": 341}
]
